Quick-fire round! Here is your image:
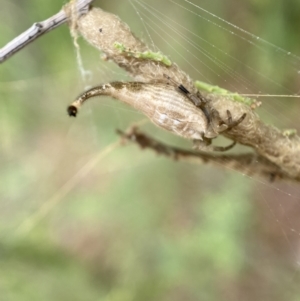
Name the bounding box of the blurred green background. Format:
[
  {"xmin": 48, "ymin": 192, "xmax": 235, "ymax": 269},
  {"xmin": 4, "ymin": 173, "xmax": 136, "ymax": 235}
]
[{"xmin": 1, "ymin": 1, "xmax": 300, "ymax": 300}]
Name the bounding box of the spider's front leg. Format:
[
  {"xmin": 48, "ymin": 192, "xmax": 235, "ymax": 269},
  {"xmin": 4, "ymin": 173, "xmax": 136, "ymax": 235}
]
[
  {"xmin": 193, "ymin": 137, "xmax": 236, "ymax": 152},
  {"xmin": 201, "ymin": 106, "xmax": 227, "ymax": 138},
  {"xmin": 193, "ymin": 109, "xmax": 246, "ymax": 152},
  {"xmin": 204, "ymin": 108, "xmax": 246, "ymax": 137},
  {"xmin": 224, "ymin": 110, "xmax": 247, "ymax": 131}
]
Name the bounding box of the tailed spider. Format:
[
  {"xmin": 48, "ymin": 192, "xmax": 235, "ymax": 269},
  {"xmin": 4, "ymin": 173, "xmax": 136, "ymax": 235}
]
[{"xmin": 68, "ymin": 76, "xmax": 246, "ymax": 152}]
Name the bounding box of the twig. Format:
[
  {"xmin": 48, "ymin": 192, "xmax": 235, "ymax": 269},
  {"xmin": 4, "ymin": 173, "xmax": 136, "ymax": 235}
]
[
  {"xmin": 117, "ymin": 127, "xmax": 298, "ymax": 183},
  {"xmin": 0, "ymin": 0, "xmax": 94, "ymax": 63}
]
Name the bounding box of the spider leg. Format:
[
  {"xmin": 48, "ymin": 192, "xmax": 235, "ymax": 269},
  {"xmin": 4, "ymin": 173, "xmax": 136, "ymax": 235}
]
[
  {"xmin": 186, "ymin": 92, "xmax": 205, "ymax": 107},
  {"xmin": 204, "ymin": 108, "xmax": 228, "ymax": 138},
  {"xmin": 193, "ymin": 138, "xmax": 236, "ymax": 152},
  {"xmin": 198, "ymin": 110, "xmax": 246, "ymax": 151},
  {"xmin": 210, "ymin": 110, "xmax": 246, "ymax": 136},
  {"xmin": 225, "ymin": 110, "xmax": 247, "ymax": 130},
  {"xmin": 163, "ymin": 74, "xmax": 207, "ymax": 107},
  {"xmin": 226, "ymin": 109, "xmax": 233, "ymax": 124},
  {"xmin": 211, "ymin": 141, "xmax": 236, "ymax": 152}
]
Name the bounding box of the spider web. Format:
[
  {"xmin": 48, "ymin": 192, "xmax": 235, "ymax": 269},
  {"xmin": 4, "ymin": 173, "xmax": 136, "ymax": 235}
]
[
  {"xmin": 1, "ymin": 0, "xmax": 300, "ymax": 300},
  {"xmin": 126, "ymin": 1, "xmax": 300, "ymax": 299}
]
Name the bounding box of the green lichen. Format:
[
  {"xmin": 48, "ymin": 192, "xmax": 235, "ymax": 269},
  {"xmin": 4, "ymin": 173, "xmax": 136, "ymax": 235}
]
[
  {"xmin": 282, "ymin": 128, "xmax": 297, "ymax": 137},
  {"xmin": 195, "ymin": 80, "xmax": 261, "ymax": 109},
  {"xmin": 114, "ymin": 42, "xmax": 172, "ymax": 66}
]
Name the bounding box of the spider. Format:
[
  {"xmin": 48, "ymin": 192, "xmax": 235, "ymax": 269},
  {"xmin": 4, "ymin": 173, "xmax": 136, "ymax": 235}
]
[{"xmin": 67, "ymin": 77, "xmax": 246, "ymax": 152}]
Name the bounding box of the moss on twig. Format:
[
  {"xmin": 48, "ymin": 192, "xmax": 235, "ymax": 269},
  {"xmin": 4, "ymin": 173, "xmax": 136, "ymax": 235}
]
[
  {"xmin": 114, "ymin": 42, "xmax": 172, "ymax": 66},
  {"xmin": 195, "ymin": 80, "xmax": 261, "ymax": 109}
]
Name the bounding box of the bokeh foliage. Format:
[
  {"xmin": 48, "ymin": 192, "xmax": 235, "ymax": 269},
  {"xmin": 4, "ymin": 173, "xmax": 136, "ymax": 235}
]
[{"xmin": 1, "ymin": 1, "xmax": 300, "ymax": 300}]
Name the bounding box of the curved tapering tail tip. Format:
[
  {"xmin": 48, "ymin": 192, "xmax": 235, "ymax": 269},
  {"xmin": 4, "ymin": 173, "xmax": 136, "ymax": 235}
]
[{"xmin": 67, "ymin": 105, "xmax": 78, "ymax": 117}]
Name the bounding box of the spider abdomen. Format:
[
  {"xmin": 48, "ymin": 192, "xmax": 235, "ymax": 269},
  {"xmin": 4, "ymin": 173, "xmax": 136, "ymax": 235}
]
[
  {"xmin": 68, "ymin": 82, "xmax": 208, "ymax": 141},
  {"xmin": 110, "ymin": 82, "xmax": 207, "ymax": 140}
]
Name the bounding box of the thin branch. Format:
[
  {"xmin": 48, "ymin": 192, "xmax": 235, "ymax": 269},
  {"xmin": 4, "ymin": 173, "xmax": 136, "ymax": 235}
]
[
  {"xmin": 117, "ymin": 128, "xmax": 298, "ymax": 183},
  {"xmin": 0, "ymin": 0, "xmax": 94, "ymax": 63}
]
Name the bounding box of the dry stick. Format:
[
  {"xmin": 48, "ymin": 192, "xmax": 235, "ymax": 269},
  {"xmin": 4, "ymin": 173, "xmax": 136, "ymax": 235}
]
[
  {"xmin": 0, "ymin": 0, "xmax": 94, "ymax": 63},
  {"xmin": 117, "ymin": 128, "xmax": 298, "ymax": 183}
]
